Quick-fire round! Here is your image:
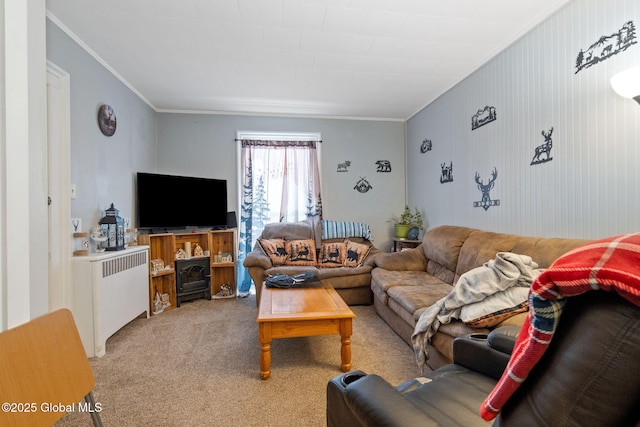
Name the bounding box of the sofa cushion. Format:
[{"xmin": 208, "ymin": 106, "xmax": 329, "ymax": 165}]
[
  {"xmin": 344, "ymin": 239, "xmax": 371, "ymax": 267},
  {"xmin": 371, "ymin": 269, "xmax": 449, "ymax": 302},
  {"xmin": 265, "ymin": 265, "xmax": 320, "ymax": 277},
  {"xmin": 510, "ymin": 237, "xmax": 589, "ymax": 268},
  {"xmin": 318, "ymin": 266, "xmax": 373, "ymax": 287},
  {"xmin": 454, "ymin": 231, "xmax": 523, "ymax": 282},
  {"xmin": 260, "ymin": 220, "xmax": 314, "ymax": 240},
  {"xmin": 317, "ymin": 242, "xmax": 346, "ymax": 268},
  {"xmin": 387, "ymin": 284, "xmax": 452, "ymax": 326},
  {"xmin": 284, "ymin": 239, "xmax": 317, "ymax": 266},
  {"xmin": 374, "ymin": 248, "xmax": 428, "ymax": 272},
  {"xmin": 258, "ymin": 238, "xmax": 288, "ymax": 266},
  {"xmin": 422, "ymin": 226, "xmax": 477, "ymax": 284},
  {"xmin": 401, "ymin": 365, "xmax": 499, "ymax": 425},
  {"xmin": 454, "ymin": 233, "xmax": 589, "ymax": 284}
]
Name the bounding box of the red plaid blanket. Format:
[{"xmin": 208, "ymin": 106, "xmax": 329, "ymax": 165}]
[{"xmin": 480, "ymin": 233, "xmax": 640, "ymax": 421}]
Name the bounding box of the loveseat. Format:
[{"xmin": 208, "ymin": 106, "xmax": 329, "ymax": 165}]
[
  {"xmin": 243, "ymin": 218, "xmax": 381, "ymax": 306},
  {"xmin": 372, "ymin": 225, "xmax": 587, "ymax": 370}
]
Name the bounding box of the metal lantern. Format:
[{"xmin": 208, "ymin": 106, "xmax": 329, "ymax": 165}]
[{"xmin": 99, "ymin": 203, "xmax": 125, "ymax": 251}]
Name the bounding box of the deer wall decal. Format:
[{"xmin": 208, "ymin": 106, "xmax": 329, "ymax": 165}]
[{"xmin": 473, "ymin": 167, "xmax": 500, "ymax": 211}]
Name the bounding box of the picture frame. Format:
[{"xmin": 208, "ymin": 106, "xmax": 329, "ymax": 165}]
[{"xmin": 407, "ymin": 226, "xmax": 420, "ymax": 240}]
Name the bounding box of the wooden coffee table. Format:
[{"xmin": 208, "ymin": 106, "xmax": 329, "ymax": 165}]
[{"xmin": 257, "ymin": 279, "xmax": 355, "ymax": 380}]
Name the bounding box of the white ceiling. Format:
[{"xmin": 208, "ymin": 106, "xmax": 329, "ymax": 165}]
[{"xmin": 46, "ymin": 0, "xmax": 573, "ymax": 121}]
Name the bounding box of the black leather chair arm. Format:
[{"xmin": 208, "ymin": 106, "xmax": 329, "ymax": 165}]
[
  {"xmin": 487, "ymin": 325, "xmax": 520, "ymax": 353},
  {"xmin": 452, "ymin": 326, "xmax": 520, "ymax": 380},
  {"xmin": 330, "ymin": 374, "xmax": 440, "ymax": 427}
]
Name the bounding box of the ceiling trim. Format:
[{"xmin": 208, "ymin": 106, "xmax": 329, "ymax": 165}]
[
  {"xmin": 47, "ymin": 11, "xmax": 158, "ymax": 113},
  {"xmin": 47, "ymin": 11, "xmax": 403, "ymax": 123},
  {"xmin": 156, "ymin": 108, "xmax": 405, "ymax": 122},
  {"xmin": 48, "ymin": 0, "xmax": 573, "ymax": 123}
]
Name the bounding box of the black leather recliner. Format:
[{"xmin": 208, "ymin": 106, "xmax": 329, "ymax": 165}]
[{"xmin": 327, "ymin": 291, "xmax": 640, "ymax": 426}]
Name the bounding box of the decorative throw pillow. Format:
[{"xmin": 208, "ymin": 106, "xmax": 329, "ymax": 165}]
[
  {"xmin": 460, "ymin": 286, "xmax": 530, "ymax": 327},
  {"xmin": 317, "ymin": 242, "xmax": 346, "ymax": 268},
  {"xmin": 463, "ymin": 301, "xmax": 529, "ymax": 328},
  {"xmin": 284, "ymin": 239, "xmax": 317, "ymax": 266},
  {"xmin": 343, "ymin": 239, "xmax": 371, "ymax": 267},
  {"xmin": 258, "ymin": 238, "xmax": 288, "ymax": 266}
]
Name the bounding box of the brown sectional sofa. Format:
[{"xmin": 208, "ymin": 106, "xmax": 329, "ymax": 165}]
[
  {"xmin": 243, "ymin": 218, "xmax": 381, "ymax": 306},
  {"xmin": 372, "ymin": 225, "xmax": 587, "ymax": 371}
]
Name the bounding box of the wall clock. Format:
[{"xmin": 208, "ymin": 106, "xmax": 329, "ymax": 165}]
[{"xmin": 98, "ymin": 104, "xmax": 117, "ymax": 136}]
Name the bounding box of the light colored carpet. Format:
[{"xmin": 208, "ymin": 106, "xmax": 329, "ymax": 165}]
[{"xmin": 56, "ymin": 293, "xmax": 420, "ymax": 427}]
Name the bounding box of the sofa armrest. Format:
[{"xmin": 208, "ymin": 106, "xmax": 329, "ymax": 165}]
[
  {"xmin": 327, "ymin": 373, "xmax": 437, "ymax": 427},
  {"xmin": 242, "ymin": 247, "xmax": 273, "ymax": 270},
  {"xmin": 362, "ymin": 246, "xmax": 382, "ymax": 267},
  {"xmin": 373, "ymin": 246, "xmax": 428, "ymax": 271},
  {"xmin": 452, "ymin": 326, "xmax": 520, "ymax": 380}
]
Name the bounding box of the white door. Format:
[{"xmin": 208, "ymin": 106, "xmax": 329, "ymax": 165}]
[{"xmin": 46, "ymin": 62, "xmax": 72, "ymax": 310}]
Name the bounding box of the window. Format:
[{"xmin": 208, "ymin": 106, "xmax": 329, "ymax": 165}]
[{"xmin": 236, "ymin": 132, "xmax": 322, "ymax": 295}]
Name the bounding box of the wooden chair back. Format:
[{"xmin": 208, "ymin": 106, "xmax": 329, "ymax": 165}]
[{"xmin": 0, "ymin": 308, "xmax": 100, "ymax": 426}]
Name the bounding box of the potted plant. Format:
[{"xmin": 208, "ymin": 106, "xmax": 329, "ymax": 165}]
[{"xmin": 391, "ymin": 205, "xmax": 423, "ymax": 238}]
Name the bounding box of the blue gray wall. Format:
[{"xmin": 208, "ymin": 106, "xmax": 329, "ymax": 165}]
[
  {"xmin": 156, "ymin": 114, "xmax": 405, "ymax": 249},
  {"xmin": 46, "ymin": 22, "xmax": 157, "ymax": 228},
  {"xmin": 48, "ymin": 0, "xmax": 639, "ymax": 249},
  {"xmin": 406, "ymin": 0, "xmax": 640, "ymax": 239},
  {"xmin": 47, "ymin": 20, "xmax": 405, "ymax": 251}
]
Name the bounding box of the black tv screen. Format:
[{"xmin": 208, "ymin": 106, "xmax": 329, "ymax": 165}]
[{"xmin": 136, "ymin": 172, "xmax": 228, "ymax": 230}]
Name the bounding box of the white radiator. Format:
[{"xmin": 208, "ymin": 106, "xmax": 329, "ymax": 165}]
[{"xmin": 72, "ymin": 246, "xmax": 149, "ymax": 357}]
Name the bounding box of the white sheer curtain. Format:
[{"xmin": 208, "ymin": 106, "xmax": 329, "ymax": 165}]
[{"xmin": 237, "ymin": 137, "xmax": 322, "ymax": 294}]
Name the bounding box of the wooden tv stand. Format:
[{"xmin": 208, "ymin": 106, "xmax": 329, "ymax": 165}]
[{"xmin": 138, "ymin": 229, "xmax": 237, "ymax": 315}]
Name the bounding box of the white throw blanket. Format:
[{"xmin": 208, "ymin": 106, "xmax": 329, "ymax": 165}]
[{"xmin": 411, "ymin": 252, "xmax": 541, "ymax": 368}]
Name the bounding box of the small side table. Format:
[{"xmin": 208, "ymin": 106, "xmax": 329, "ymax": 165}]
[{"xmin": 392, "ymin": 238, "xmax": 422, "ymax": 252}]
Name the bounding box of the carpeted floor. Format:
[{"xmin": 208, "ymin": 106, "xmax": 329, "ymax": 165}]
[{"xmin": 56, "ymin": 293, "xmax": 420, "ymax": 426}]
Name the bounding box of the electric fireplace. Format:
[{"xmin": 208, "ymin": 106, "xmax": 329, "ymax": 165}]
[{"xmin": 175, "ymin": 258, "xmax": 211, "ymax": 307}]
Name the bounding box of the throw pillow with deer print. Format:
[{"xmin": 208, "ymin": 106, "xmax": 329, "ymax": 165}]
[
  {"xmin": 318, "ymin": 242, "xmax": 346, "ymax": 268},
  {"xmin": 285, "ymin": 240, "xmax": 317, "ymax": 266}
]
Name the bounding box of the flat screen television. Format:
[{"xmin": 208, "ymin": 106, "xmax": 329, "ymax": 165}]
[{"xmin": 136, "ymin": 172, "xmax": 228, "ymax": 230}]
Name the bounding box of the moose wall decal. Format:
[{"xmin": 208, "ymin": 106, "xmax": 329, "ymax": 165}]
[{"xmin": 337, "ymin": 160, "xmax": 351, "ymax": 172}]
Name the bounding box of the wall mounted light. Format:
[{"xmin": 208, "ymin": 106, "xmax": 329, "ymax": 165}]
[{"xmin": 610, "ymin": 65, "xmax": 640, "ymax": 104}]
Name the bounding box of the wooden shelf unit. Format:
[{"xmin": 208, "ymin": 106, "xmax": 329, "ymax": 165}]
[
  {"xmin": 209, "ymin": 229, "xmax": 237, "ymax": 297},
  {"xmin": 138, "ymin": 233, "xmax": 177, "ymax": 315},
  {"xmin": 174, "ymin": 232, "xmax": 209, "ymax": 257},
  {"xmin": 138, "ymin": 229, "xmax": 237, "ymax": 315}
]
